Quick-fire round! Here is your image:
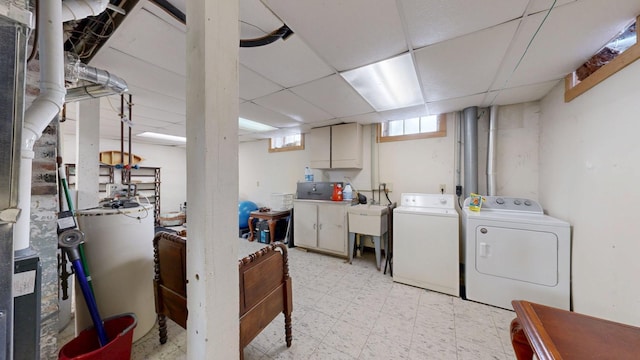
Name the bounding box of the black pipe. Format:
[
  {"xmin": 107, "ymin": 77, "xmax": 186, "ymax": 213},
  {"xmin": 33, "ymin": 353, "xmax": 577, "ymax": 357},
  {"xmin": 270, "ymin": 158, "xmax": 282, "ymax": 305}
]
[{"xmin": 240, "ymin": 25, "xmax": 294, "ymax": 47}]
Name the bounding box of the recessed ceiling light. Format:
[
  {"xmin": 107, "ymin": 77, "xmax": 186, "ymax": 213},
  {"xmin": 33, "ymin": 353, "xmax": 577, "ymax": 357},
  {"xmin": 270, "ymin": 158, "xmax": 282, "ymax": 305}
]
[
  {"xmin": 340, "ymin": 53, "xmax": 423, "ymax": 112},
  {"xmin": 137, "ymin": 132, "xmax": 186, "ymax": 143},
  {"xmin": 239, "ymin": 117, "xmax": 277, "ymax": 132}
]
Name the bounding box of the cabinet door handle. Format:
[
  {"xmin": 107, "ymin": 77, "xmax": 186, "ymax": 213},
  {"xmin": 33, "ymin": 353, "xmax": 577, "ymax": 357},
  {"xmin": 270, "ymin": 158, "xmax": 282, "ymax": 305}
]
[
  {"xmin": 318, "ymin": 223, "xmax": 322, "ymax": 230},
  {"xmin": 313, "ymin": 223, "xmax": 316, "ymax": 230}
]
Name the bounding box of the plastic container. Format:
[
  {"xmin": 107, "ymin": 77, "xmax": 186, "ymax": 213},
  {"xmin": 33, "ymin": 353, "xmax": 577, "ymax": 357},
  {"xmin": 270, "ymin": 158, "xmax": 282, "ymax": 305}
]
[
  {"xmin": 59, "ymin": 313, "xmax": 137, "ymax": 360},
  {"xmin": 343, "ymin": 184, "xmax": 353, "ymax": 201},
  {"xmin": 304, "ymin": 166, "xmax": 313, "ymax": 182},
  {"xmin": 332, "ymin": 183, "xmax": 343, "ymax": 201}
]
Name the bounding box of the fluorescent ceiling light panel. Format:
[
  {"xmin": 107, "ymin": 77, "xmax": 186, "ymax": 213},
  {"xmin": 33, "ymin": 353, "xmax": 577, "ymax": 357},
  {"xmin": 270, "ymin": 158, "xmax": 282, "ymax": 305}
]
[
  {"xmin": 239, "ymin": 117, "xmax": 277, "ymax": 132},
  {"xmin": 137, "ymin": 132, "xmax": 186, "ymax": 143},
  {"xmin": 340, "ymin": 53, "xmax": 423, "ymax": 111}
]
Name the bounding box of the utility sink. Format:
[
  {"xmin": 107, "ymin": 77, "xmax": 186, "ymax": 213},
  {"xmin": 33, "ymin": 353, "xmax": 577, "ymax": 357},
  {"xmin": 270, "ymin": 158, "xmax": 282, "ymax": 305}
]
[{"xmin": 347, "ymin": 204, "xmax": 388, "ymax": 236}]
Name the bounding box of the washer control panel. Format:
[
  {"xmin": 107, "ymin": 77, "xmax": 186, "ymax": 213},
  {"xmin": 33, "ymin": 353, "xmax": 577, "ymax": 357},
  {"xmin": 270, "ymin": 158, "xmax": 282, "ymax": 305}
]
[
  {"xmin": 400, "ymin": 193, "xmax": 455, "ymax": 209},
  {"xmin": 466, "ymin": 196, "xmax": 543, "ymax": 213}
]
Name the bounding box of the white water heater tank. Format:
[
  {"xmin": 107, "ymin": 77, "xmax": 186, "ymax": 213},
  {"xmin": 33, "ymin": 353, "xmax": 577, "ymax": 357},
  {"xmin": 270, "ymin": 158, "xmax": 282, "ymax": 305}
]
[{"xmin": 75, "ymin": 204, "xmax": 155, "ymax": 342}]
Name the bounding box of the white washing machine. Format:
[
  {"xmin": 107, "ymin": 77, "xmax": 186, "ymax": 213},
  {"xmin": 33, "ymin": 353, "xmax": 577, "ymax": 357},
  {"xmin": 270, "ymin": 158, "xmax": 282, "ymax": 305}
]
[
  {"xmin": 393, "ymin": 193, "xmax": 460, "ymax": 296},
  {"xmin": 462, "ymin": 196, "xmax": 571, "ymax": 310}
]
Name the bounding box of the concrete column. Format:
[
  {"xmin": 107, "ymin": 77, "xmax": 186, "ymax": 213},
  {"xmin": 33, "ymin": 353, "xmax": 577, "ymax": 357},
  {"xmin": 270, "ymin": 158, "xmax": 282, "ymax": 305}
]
[
  {"xmin": 75, "ymin": 99, "xmax": 100, "ymax": 210},
  {"xmin": 186, "ymin": 0, "xmax": 239, "ymax": 358}
]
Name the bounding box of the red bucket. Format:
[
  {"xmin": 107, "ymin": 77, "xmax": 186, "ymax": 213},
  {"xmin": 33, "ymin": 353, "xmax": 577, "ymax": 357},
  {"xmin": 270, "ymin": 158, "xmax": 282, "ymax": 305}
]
[{"xmin": 59, "ymin": 313, "xmax": 137, "ymax": 360}]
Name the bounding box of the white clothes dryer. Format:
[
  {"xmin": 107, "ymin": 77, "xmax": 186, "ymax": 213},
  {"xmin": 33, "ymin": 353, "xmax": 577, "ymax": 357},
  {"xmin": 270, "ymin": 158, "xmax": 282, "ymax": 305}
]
[
  {"xmin": 393, "ymin": 193, "xmax": 460, "ymax": 296},
  {"xmin": 462, "ymin": 196, "xmax": 571, "ymax": 310}
]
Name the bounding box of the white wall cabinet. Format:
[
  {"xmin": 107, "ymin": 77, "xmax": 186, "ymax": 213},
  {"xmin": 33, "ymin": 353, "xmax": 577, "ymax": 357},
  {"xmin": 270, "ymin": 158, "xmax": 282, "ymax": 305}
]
[
  {"xmin": 293, "ymin": 200, "xmax": 348, "ymax": 257},
  {"xmin": 308, "ymin": 123, "xmax": 362, "ymax": 169}
]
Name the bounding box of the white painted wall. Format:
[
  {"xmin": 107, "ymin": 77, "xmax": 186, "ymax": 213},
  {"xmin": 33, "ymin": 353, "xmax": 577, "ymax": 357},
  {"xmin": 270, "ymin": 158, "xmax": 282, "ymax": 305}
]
[
  {"xmin": 61, "ymin": 135, "xmax": 187, "ymax": 212},
  {"xmin": 539, "ymin": 60, "xmax": 640, "ymax": 326},
  {"xmin": 476, "ymin": 103, "xmax": 540, "ymax": 199}
]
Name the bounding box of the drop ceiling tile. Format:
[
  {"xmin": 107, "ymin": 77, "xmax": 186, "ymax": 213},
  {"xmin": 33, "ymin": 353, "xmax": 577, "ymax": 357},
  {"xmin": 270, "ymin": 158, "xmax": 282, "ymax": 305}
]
[
  {"xmin": 377, "ymin": 104, "xmax": 429, "ymax": 121},
  {"xmin": 239, "ymin": 102, "xmax": 300, "ymax": 127},
  {"xmin": 338, "ymin": 112, "xmax": 385, "ymax": 125},
  {"xmin": 239, "ymin": 65, "xmax": 283, "ymax": 100},
  {"xmin": 91, "ymin": 47, "xmax": 186, "ymax": 101},
  {"xmin": 426, "ymin": 93, "xmax": 486, "ymax": 114},
  {"xmin": 263, "ymin": 0, "xmax": 407, "ymax": 71},
  {"xmin": 483, "ymin": 79, "xmax": 560, "ymax": 106},
  {"xmin": 526, "ymin": 0, "xmax": 576, "ymax": 14},
  {"xmin": 415, "ymin": 19, "xmax": 519, "ymax": 102},
  {"xmin": 121, "ymin": 85, "xmax": 186, "ymax": 115},
  {"xmin": 240, "ymin": 35, "xmax": 334, "ymax": 88},
  {"xmin": 496, "ymin": 0, "xmax": 640, "ymax": 88},
  {"xmin": 290, "ymin": 75, "xmax": 374, "ymax": 118},
  {"xmin": 400, "ymin": 0, "xmax": 529, "ymax": 48},
  {"xmin": 253, "ymin": 90, "xmax": 334, "ymax": 123},
  {"xmin": 239, "ymin": 0, "xmax": 283, "ymax": 38},
  {"xmin": 108, "ymin": 6, "xmax": 186, "ymax": 76}
]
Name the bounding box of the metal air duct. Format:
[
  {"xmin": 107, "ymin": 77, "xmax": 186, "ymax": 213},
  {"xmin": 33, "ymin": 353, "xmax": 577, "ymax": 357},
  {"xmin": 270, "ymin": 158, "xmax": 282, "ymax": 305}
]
[
  {"xmin": 65, "ymin": 52, "xmax": 128, "ymax": 102},
  {"xmin": 463, "ymin": 106, "xmax": 478, "ymax": 198}
]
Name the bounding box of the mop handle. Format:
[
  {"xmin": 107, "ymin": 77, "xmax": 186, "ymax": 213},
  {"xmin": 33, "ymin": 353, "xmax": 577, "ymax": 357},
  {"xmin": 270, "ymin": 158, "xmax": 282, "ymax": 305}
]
[
  {"xmin": 59, "ymin": 229, "xmax": 109, "ymax": 347},
  {"xmin": 58, "ymin": 167, "xmax": 95, "ymax": 293},
  {"xmin": 70, "ymin": 257, "xmax": 109, "ymax": 347}
]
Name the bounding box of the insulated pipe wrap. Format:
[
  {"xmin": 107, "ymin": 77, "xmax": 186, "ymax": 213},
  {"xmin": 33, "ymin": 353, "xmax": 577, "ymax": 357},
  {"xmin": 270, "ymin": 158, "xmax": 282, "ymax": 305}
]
[{"xmin": 463, "ymin": 106, "xmax": 478, "ymax": 199}]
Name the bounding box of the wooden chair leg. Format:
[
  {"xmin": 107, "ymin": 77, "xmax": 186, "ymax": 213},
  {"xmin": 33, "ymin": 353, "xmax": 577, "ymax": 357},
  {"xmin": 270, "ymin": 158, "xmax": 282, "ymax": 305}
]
[
  {"xmin": 510, "ymin": 318, "xmax": 534, "ymax": 360},
  {"xmin": 158, "ymin": 314, "xmax": 168, "ymax": 344}
]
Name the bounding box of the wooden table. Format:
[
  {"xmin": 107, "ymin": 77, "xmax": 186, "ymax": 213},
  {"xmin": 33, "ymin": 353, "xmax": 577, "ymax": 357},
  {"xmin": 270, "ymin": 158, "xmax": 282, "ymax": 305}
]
[
  {"xmin": 510, "ymin": 300, "xmax": 640, "ymax": 360},
  {"xmin": 247, "ymin": 210, "xmax": 290, "ymax": 243}
]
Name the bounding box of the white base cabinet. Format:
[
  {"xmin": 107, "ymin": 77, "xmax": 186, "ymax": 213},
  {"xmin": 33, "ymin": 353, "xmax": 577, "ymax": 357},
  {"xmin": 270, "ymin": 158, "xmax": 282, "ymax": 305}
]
[{"xmin": 294, "ymin": 200, "xmax": 348, "ymax": 257}]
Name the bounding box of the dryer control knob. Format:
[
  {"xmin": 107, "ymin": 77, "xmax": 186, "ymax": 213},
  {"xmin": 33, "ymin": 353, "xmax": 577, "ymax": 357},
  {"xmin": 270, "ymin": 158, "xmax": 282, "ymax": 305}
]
[
  {"xmin": 524, "ymin": 200, "xmax": 532, "ymax": 206},
  {"xmin": 514, "ymin": 199, "xmax": 522, "ymax": 205},
  {"xmin": 496, "ymin": 198, "xmax": 504, "ymax": 204}
]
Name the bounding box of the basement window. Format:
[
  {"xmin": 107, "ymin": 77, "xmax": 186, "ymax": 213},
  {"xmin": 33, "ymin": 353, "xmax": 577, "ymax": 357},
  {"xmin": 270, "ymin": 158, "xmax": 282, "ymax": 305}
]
[
  {"xmin": 377, "ymin": 114, "xmax": 446, "ymax": 143},
  {"xmin": 269, "ymin": 134, "xmax": 304, "ymax": 152},
  {"xmin": 565, "ymin": 17, "xmax": 639, "ymax": 102}
]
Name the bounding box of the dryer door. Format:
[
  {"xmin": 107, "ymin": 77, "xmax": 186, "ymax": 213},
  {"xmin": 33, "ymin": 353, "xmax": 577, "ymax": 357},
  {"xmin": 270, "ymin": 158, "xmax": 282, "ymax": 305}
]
[{"xmin": 475, "ymin": 226, "xmax": 558, "ymax": 286}]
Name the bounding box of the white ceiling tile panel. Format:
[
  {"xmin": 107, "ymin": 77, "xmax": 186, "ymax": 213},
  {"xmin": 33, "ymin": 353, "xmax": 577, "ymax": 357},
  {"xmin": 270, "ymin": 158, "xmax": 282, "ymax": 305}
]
[
  {"xmin": 263, "ymin": 0, "xmax": 408, "ymax": 71},
  {"xmin": 377, "ymin": 104, "xmax": 429, "ymax": 121},
  {"xmin": 239, "ymin": 0, "xmax": 283, "ymax": 38},
  {"xmin": 338, "ymin": 112, "xmax": 385, "ymax": 125},
  {"xmin": 108, "ymin": 7, "xmax": 186, "ymax": 76},
  {"xmin": 253, "ymin": 90, "xmax": 334, "ymax": 123},
  {"xmin": 240, "ymin": 35, "xmax": 334, "ymax": 88},
  {"xmin": 239, "ymin": 65, "xmax": 283, "ymax": 100},
  {"xmin": 482, "ymin": 79, "xmax": 560, "ymax": 106},
  {"xmin": 426, "ymin": 93, "xmax": 486, "ymax": 114},
  {"xmin": 290, "ymin": 75, "xmax": 374, "ymax": 118},
  {"xmin": 90, "ymin": 47, "xmax": 186, "ymax": 101},
  {"xmin": 415, "ymin": 20, "xmax": 519, "ymax": 102},
  {"xmin": 526, "ymin": 0, "xmax": 576, "ymax": 14},
  {"xmin": 120, "ymin": 85, "xmax": 186, "ymax": 116},
  {"xmin": 401, "ymin": 0, "xmax": 529, "ymax": 48},
  {"xmin": 239, "ymin": 102, "xmax": 300, "ymax": 127},
  {"xmin": 497, "ymin": 0, "xmax": 640, "ymax": 88}
]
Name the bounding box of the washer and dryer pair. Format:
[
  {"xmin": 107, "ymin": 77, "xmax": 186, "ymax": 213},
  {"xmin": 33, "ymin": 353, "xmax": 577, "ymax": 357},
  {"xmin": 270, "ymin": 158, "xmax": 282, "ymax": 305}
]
[{"xmin": 392, "ymin": 193, "xmax": 571, "ymax": 311}]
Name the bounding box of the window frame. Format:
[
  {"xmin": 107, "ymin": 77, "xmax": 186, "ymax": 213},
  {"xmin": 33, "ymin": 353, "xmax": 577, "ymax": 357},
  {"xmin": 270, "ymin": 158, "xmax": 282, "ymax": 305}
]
[
  {"xmin": 376, "ymin": 114, "xmax": 447, "ymax": 143},
  {"xmin": 268, "ymin": 133, "xmax": 305, "ymax": 153},
  {"xmin": 565, "ymin": 15, "xmax": 639, "ymax": 102}
]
